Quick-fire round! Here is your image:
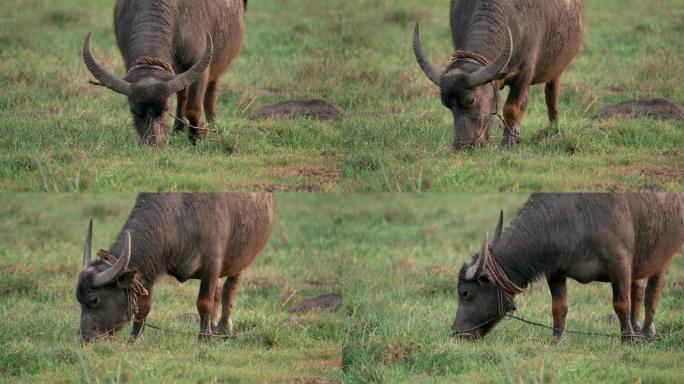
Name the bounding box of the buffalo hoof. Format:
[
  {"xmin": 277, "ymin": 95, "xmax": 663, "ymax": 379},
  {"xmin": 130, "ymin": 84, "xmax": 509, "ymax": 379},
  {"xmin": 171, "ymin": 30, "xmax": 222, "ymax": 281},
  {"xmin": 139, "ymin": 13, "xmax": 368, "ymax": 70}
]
[
  {"xmin": 550, "ymin": 333, "xmax": 566, "ymax": 345},
  {"xmin": 198, "ymin": 329, "xmax": 215, "ymax": 342},
  {"xmin": 620, "ymin": 332, "xmax": 640, "ymax": 344},
  {"xmin": 632, "ymin": 321, "xmax": 642, "ymax": 334},
  {"xmin": 642, "ymin": 324, "xmax": 656, "ymax": 339},
  {"xmin": 500, "ymin": 134, "xmax": 520, "ymax": 147},
  {"xmin": 215, "ymin": 319, "xmax": 234, "ymax": 339},
  {"xmin": 127, "ymin": 334, "xmax": 143, "ymax": 345}
]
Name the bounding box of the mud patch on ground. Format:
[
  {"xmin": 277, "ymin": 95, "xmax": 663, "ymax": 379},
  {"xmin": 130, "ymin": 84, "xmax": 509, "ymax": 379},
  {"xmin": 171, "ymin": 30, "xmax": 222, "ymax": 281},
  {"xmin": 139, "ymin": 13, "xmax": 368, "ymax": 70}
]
[
  {"xmin": 592, "ymin": 98, "xmax": 684, "ymax": 120},
  {"xmin": 272, "ymin": 377, "xmax": 340, "ymax": 384},
  {"xmin": 585, "ymin": 183, "xmax": 663, "ymax": 192},
  {"xmin": 251, "ymin": 183, "xmax": 323, "ymax": 192},
  {"xmin": 616, "ymin": 165, "xmax": 684, "ymax": 182},
  {"xmin": 251, "ymin": 99, "xmax": 343, "ymax": 121},
  {"xmin": 289, "ymin": 293, "xmax": 342, "ymax": 314},
  {"xmin": 280, "ymin": 165, "xmax": 341, "ymax": 183}
]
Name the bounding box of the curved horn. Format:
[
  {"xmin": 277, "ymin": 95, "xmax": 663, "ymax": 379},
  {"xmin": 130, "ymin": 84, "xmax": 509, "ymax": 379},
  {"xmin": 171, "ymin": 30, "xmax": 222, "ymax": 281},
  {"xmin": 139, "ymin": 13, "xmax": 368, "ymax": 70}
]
[
  {"xmin": 465, "ymin": 232, "xmax": 489, "ymax": 280},
  {"xmin": 466, "ymin": 27, "xmax": 513, "ymax": 87},
  {"xmin": 82, "ymin": 32, "xmax": 132, "ymax": 96},
  {"xmin": 83, "ymin": 219, "xmax": 93, "ymax": 268},
  {"xmin": 92, "ymin": 231, "xmax": 131, "ymax": 287},
  {"xmin": 165, "ymin": 33, "xmax": 214, "ymax": 94},
  {"xmin": 491, "ymin": 210, "xmax": 504, "ymax": 244},
  {"xmin": 413, "ymin": 23, "xmax": 443, "ymax": 86}
]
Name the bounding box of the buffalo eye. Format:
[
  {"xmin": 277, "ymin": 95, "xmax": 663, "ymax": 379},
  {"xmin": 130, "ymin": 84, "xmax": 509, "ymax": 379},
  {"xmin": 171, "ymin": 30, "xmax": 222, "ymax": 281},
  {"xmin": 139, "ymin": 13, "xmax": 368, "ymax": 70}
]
[
  {"xmin": 461, "ymin": 96, "xmax": 475, "ymax": 108},
  {"xmin": 86, "ymin": 297, "xmax": 99, "ymax": 308},
  {"xmin": 459, "ymin": 290, "xmax": 469, "ymax": 300},
  {"xmin": 478, "ymin": 275, "xmax": 490, "ymax": 284}
]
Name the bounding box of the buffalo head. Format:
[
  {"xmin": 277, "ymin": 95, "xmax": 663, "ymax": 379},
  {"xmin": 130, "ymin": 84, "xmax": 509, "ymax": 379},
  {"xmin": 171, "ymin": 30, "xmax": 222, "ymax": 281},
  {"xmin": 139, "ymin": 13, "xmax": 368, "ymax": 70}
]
[
  {"xmin": 413, "ymin": 24, "xmax": 512, "ymax": 149},
  {"xmin": 452, "ymin": 210, "xmax": 514, "ymax": 339},
  {"xmin": 76, "ymin": 220, "xmax": 136, "ymax": 342},
  {"xmin": 82, "ymin": 33, "xmax": 213, "ymax": 147}
]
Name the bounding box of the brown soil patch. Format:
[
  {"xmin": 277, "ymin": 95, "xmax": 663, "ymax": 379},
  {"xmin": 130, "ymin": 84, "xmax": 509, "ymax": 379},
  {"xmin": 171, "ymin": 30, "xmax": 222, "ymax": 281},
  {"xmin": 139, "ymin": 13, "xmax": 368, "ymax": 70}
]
[
  {"xmin": 618, "ymin": 165, "xmax": 684, "ymax": 181},
  {"xmin": 592, "ymin": 98, "xmax": 684, "ymax": 120},
  {"xmin": 586, "ymin": 183, "xmax": 664, "ymax": 192},
  {"xmin": 289, "ymin": 293, "xmax": 342, "ymax": 314},
  {"xmin": 250, "ymin": 99, "xmax": 343, "ymax": 121},
  {"xmin": 281, "ymin": 165, "xmax": 341, "ymax": 183},
  {"xmin": 251, "ymin": 183, "xmax": 323, "ymax": 192},
  {"xmin": 272, "ymin": 378, "xmax": 340, "ymax": 384},
  {"xmin": 174, "ymin": 313, "xmax": 200, "ymax": 323}
]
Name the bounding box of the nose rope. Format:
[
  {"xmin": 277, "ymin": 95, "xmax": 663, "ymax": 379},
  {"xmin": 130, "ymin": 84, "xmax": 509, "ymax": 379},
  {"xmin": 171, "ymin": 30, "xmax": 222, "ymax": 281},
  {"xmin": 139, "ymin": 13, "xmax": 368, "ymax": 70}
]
[{"xmin": 169, "ymin": 113, "xmax": 217, "ymax": 132}]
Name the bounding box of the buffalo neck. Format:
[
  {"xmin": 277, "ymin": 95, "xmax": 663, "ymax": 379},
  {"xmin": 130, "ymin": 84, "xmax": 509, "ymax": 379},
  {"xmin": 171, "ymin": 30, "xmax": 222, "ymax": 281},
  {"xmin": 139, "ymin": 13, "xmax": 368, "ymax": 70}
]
[
  {"xmin": 450, "ymin": 0, "xmax": 510, "ymax": 64},
  {"xmin": 121, "ymin": 1, "xmax": 176, "ymax": 70},
  {"xmin": 490, "ymin": 200, "xmax": 560, "ymax": 289},
  {"xmin": 108, "ymin": 195, "xmax": 172, "ymax": 286}
]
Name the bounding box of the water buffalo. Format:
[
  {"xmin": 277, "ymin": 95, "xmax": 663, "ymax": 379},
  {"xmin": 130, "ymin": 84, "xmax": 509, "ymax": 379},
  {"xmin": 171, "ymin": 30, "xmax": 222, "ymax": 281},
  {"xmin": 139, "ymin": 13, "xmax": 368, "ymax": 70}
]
[
  {"xmin": 83, "ymin": 0, "xmax": 247, "ymax": 146},
  {"xmin": 452, "ymin": 194, "xmax": 684, "ymax": 342},
  {"xmin": 76, "ymin": 193, "xmax": 274, "ymax": 342},
  {"xmin": 413, "ymin": 0, "xmax": 584, "ymax": 149}
]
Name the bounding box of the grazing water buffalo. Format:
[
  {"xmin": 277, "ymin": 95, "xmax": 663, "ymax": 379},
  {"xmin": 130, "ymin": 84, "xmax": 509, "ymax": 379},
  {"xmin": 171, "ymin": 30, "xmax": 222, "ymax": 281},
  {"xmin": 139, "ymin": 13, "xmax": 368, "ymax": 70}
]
[
  {"xmin": 76, "ymin": 193, "xmax": 274, "ymax": 342},
  {"xmin": 413, "ymin": 0, "xmax": 584, "ymax": 149},
  {"xmin": 83, "ymin": 0, "xmax": 247, "ymax": 146},
  {"xmin": 452, "ymin": 194, "xmax": 684, "ymax": 342}
]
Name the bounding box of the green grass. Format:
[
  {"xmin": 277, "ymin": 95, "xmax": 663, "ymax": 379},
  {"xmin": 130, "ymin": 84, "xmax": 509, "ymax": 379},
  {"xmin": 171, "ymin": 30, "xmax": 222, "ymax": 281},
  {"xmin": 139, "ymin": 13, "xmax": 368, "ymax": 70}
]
[
  {"xmin": 337, "ymin": 194, "xmax": 684, "ymax": 383},
  {"xmin": 1, "ymin": 0, "xmax": 682, "ymax": 192},
  {"xmin": 0, "ymin": 194, "xmax": 344, "ymax": 383}
]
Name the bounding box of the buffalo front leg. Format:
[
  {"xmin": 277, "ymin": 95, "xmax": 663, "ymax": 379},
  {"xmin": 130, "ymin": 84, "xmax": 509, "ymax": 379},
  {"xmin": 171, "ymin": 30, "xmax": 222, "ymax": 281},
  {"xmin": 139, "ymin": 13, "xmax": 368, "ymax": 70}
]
[
  {"xmin": 197, "ymin": 274, "xmax": 219, "ymax": 341},
  {"xmin": 544, "ymin": 79, "xmax": 560, "ymax": 124},
  {"xmin": 610, "ymin": 271, "xmax": 637, "ymax": 343},
  {"xmin": 185, "ymin": 72, "xmax": 210, "ymax": 144},
  {"xmin": 129, "ymin": 287, "xmax": 153, "ymax": 343},
  {"xmin": 547, "ymin": 275, "xmax": 568, "ymax": 343},
  {"xmin": 215, "ymin": 273, "xmax": 244, "ymax": 337},
  {"xmin": 173, "ymin": 88, "xmax": 189, "ymax": 133},
  {"xmin": 642, "ymin": 272, "xmax": 666, "ymax": 339},
  {"xmin": 630, "ymin": 280, "xmax": 644, "ymax": 333},
  {"xmin": 501, "ymin": 79, "xmax": 531, "ymax": 147},
  {"xmin": 203, "ymin": 79, "xmax": 220, "ymax": 125},
  {"xmin": 210, "ymin": 284, "xmax": 222, "ymax": 329}
]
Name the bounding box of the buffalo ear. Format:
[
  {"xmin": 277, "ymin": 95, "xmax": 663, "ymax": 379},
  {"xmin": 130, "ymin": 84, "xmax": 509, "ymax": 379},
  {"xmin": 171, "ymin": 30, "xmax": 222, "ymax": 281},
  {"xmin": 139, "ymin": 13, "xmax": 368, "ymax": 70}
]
[{"xmin": 116, "ymin": 270, "xmax": 138, "ymax": 289}]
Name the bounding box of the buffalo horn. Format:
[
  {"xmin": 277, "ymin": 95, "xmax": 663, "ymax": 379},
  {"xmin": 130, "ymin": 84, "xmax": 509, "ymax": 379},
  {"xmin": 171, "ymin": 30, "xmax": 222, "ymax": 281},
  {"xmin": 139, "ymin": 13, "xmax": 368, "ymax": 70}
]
[
  {"xmin": 165, "ymin": 33, "xmax": 214, "ymax": 94},
  {"xmin": 82, "ymin": 33, "xmax": 132, "ymax": 96},
  {"xmin": 83, "ymin": 219, "xmax": 93, "ymax": 268},
  {"xmin": 412, "ymin": 23, "xmax": 443, "ymax": 86},
  {"xmin": 465, "ymin": 232, "xmax": 489, "ymax": 280},
  {"xmin": 466, "ymin": 27, "xmax": 513, "ymax": 87},
  {"xmin": 92, "ymin": 231, "xmax": 131, "ymax": 287}
]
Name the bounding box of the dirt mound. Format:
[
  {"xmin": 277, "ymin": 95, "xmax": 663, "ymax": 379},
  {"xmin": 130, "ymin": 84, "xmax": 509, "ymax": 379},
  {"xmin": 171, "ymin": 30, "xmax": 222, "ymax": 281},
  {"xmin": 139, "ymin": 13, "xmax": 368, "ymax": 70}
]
[
  {"xmin": 250, "ymin": 99, "xmax": 342, "ymax": 121},
  {"xmin": 251, "ymin": 183, "xmax": 323, "ymax": 192},
  {"xmin": 592, "ymin": 98, "xmax": 684, "ymax": 120},
  {"xmin": 289, "ymin": 293, "xmax": 342, "ymax": 314}
]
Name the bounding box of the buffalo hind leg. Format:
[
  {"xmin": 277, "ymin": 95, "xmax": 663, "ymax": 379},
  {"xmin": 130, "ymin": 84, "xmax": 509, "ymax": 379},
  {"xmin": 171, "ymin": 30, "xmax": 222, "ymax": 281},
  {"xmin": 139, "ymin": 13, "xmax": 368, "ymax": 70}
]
[
  {"xmin": 216, "ymin": 273, "xmax": 244, "ymax": 337},
  {"xmin": 501, "ymin": 77, "xmax": 531, "ymax": 147},
  {"xmin": 173, "ymin": 88, "xmax": 189, "ymax": 133},
  {"xmin": 210, "ymin": 284, "xmax": 222, "ymax": 329},
  {"xmin": 630, "ymin": 280, "xmax": 644, "ymax": 333},
  {"xmin": 544, "ymin": 79, "xmax": 560, "ymax": 124},
  {"xmin": 185, "ymin": 72, "xmax": 210, "ymax": 145},
  {"xmin": 547, "ymin": 275, "xmax": 568, "ymax": 343},
  {"xmin": 203, "ymin": 79, "xmax": 220, "ymax": 126},
  {"xmin": 129, "ymin": 287, "xmax": 153, "ymax": 343},
  {"xmin": 197, "ymin": 273, "xmax": 219, "ymax": 341},
  {"xmin": 642, "ymin": 272, "xmax": 666, "ymax": 339}
]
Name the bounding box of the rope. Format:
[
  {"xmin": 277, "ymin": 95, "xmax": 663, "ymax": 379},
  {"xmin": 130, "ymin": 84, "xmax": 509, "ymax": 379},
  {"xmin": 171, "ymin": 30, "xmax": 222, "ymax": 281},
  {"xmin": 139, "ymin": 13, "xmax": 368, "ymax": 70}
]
[
  {"xmin": 169, "ymin": 113, "xmax": 218, "ymax": 132},
  {"xmin": 143, "ymin": 322, "xmax": 236, "ymax": 339}
]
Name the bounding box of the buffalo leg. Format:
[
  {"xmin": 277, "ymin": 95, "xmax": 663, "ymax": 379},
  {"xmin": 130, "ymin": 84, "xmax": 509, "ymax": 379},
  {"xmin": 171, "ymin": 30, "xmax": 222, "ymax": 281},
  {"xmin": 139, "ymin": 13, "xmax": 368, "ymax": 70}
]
[
  {"xmin": 173, "ymin": 88, "xmax": 189, "ymax": 133},
  {"xmin": 185, "ymin": 72, "xmax": 210, "ymax": 144},
  {"xmin": 210, "ymin": 284, "xmax": 222, "ymax": 329},
  {"xmin": 630, "ymin": 280, "xmax": 644, "ymax": 333},
  {"xmin": 197, "ymin": 274, "xmax": 219, "ymax": 341},
  {"xmin": 129, "ymin": 287, "xmax": 153, "ymax": 342},
  {"xmin": 544, "ymin": 79, "xmax": 560, "ymax": 123},
  {"xmin": 642, "ymin": 272, "xmax": 666, "ymax": 339},
  {"xmin": 547, "ymin": 275, "xmax": 568, "ymax": 343},
  {"xmin": 501, "ymin": 78, "xmax": 531, "ymax": 146},
  {"xmin": 203, "ymin": 79, "xmax": 220, "ymax": 125},
  {"xmin": 216, "ymin": 273, "xmax": 244, "ymax": 337},
  {"xmin": 610, "ymin": 271, "xmax": 637, "ymax": 342}
]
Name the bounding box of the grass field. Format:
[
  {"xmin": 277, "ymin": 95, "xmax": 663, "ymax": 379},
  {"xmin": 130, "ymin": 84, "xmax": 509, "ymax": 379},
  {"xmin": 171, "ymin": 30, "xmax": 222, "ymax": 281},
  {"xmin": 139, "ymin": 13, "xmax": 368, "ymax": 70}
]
[
  {"xmin": 1, "ymin": 0, "xmax": 682, "ymax": 192},
  {"xmin": 0, "ymin": 194, "xmax": 344, "ymax": 383},
  {"xmin": 337, "ymin": 194, "xmax": 684, "ymax": 382}
]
